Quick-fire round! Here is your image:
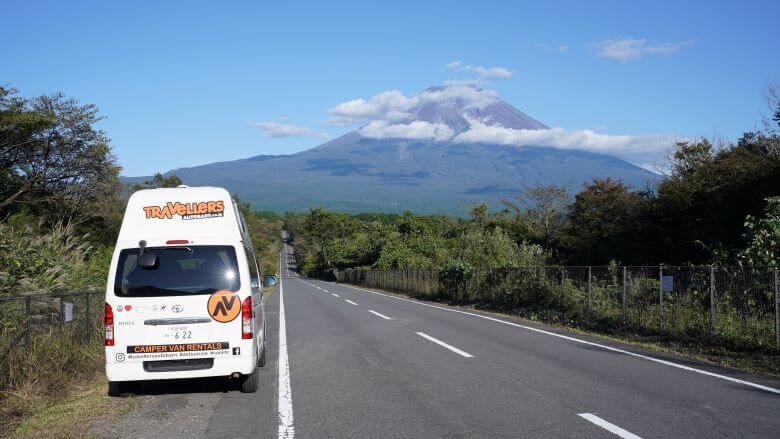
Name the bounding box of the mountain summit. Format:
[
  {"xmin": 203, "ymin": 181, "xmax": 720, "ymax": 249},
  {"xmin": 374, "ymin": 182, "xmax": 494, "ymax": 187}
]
[
  {"xmin": 409, "ymin": 85, "xmax": 548, "ymax": 132},
  {"xmin": 137, "ymin": 85, "xmax": 658, "ymax": 214}
]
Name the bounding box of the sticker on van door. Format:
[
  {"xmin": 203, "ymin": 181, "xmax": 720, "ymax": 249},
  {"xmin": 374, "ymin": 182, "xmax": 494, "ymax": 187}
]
[
  {"xmin": 143, "ymin": 201, "xmax": 225, "ymax": 220},
  {"xmin": 207, "ymin": 290, "xmax": 240, "ymax": 323}
]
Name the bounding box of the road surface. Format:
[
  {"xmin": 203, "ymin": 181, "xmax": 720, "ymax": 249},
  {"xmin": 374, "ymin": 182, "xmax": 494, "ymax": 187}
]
[{"xmin": 94, "ymin": 235, "xmax": 780, "ymax": 438}]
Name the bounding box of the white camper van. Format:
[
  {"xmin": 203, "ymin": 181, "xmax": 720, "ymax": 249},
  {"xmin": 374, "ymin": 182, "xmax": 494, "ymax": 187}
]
[{"xmin": 104, "ymin": 186, "xmax": 273, "ymax": 395}]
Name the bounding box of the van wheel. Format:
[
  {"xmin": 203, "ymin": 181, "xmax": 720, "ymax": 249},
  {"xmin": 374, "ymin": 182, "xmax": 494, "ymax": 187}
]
[
  {"xmin": 108, "ymin": 381, "xmax": 125, "ymax": 397},
  {"xmin": 240, "ymin": 368, "xmax": 259, "ymax": 393}
]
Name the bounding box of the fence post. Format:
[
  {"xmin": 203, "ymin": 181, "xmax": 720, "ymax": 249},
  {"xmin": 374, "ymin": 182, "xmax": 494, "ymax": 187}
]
[
  {"xmin": 587, "ymin": 266, "xmax": 592, "ymax": 313},
  {"xmin": 85, "ymin": 292, "xmax": 91, "ymax": 341},
  {"xmin": 710, "ymin": 265, "xmax": 716, "ymax": 337},
  {"xmin": 25, "ymin": 296, "xmax": 32, "ymax": 347},
  {"xmin": 622, "ymin": 266, "xmax": 627, "ymax": 325},
  {"xmin": 560, "ymin": 267, "xmax": 565, "ymax": 290},
  {"xmin": 659, "ymin": 266, "xmax": 664, "ymax": 332},
  {"xmin": 774, "ymin": 267, "xmax": 779, "ymax": 351},
  {"xmin": 59, "ymin": 296, "xmax": 64, "ymax": 329}
]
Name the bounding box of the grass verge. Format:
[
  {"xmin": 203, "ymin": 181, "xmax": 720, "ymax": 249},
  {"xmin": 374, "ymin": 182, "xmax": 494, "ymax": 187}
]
[
  {"xmin": 0, "ymin": 325, "xmax": 135, "ymax": 439},
  {"xmin": 4, "ymin": 375, "xmax": 136, "ymax": 439}
]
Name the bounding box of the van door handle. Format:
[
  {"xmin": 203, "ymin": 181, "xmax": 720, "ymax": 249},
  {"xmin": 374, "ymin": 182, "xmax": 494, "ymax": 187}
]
[{"xmin": 144, "ymin": 318, "xmax": 212, "ymax": 326}]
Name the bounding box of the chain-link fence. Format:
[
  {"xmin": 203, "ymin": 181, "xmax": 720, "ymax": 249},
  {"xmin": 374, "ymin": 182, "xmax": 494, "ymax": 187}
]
[
  {"xmin": 337, "ymin": 266, "xmax": 780, "ymax": 351},
  {"xmin": 0, "ymin": 292, "xmax": 103, "ymax": 358}
]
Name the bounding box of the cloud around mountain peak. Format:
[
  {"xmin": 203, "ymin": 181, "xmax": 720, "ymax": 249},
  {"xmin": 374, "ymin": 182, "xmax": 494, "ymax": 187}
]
[
  {"xmin": 254, "ymin": 82, "xmax": 679, "ymax": 170},
  {"xmin": 327, "ymin": 83, "xmax": 499, "ymax": 125},
  {"xmin": 325, "ymin": 83, "xmax": 679, "ymax": 169}
]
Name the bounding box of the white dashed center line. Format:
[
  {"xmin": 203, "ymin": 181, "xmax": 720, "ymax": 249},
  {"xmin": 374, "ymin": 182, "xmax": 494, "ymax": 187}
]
[
  {"xmin": 578, "ymin": 413, "xmax": 642, "ymax": 439},
  {"xmin": 345, "ymin": 300, "xmax": 358, "ymax": 306},
  {"xmin": 415, "ymin": 332, "xmax": 473, "ymax": 358},
  {"xmin": 368, "ymin": 310, "xmax": 392, "ymax": 320},
  {"xmin": 331, "ymin": 293, "xmax": 340, "ymax": 297}
]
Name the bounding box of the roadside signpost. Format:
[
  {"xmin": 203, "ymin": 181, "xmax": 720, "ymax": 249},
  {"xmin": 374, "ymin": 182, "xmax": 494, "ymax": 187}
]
[{"xmin": 661, "ymin": 275, "xmax": 674, "ymax": 292}]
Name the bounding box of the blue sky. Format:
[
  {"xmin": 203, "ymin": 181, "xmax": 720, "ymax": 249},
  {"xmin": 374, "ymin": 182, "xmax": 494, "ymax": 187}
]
[{"xmin": 2, "ymin": 0, "xmax": 778, "ymax": 176}]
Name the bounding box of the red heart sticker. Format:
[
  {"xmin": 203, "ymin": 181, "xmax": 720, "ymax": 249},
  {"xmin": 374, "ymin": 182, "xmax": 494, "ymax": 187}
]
[{"xmin": 124, "ymin": 305, "xmax": 132, "ymax": 311}]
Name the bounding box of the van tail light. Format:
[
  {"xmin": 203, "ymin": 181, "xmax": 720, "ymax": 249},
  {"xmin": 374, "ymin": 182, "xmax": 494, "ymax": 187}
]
[
  {"xmin": 104, "ymin": 303, "xmax": 115, "ymax": 346},
  {"xmin": 242, "ymin": 296, "xmax": 253, "ymax": 339}
]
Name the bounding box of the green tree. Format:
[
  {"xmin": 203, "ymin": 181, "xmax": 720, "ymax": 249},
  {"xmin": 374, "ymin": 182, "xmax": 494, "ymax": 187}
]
[
  {"xmin": 564, "ymin": 178, "xmax": 651, "ymax": 264},
  {"xmin": 0, "ymin": 87, "xmax": 119, "ymax": 212},
  {"xmin": 654, "ymin": 133, "xmax": 780, "ymax": 264},
  {"xmin": 131, "ymin": 172, "xmax": 183, "ymax": 191},
  {"xmin": 739, "ymin": 196, "xmax": 780, "ymax": 267},
  {"xmin": 502, "ymin": 184, "xmax": 569, "ymax": 252}
]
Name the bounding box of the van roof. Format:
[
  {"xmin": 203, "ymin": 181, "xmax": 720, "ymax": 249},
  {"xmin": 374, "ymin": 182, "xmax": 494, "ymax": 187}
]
[{"xmin": 117, "ymin": 186, "xmax": 244, "ymax": 245}]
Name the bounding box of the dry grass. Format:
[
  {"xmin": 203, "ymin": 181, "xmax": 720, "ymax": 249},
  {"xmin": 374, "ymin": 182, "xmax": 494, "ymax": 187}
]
[
  {"xmin": 5, "ymin": 375, "xmax": 135, "ymax": 439},
  {"xmin": 0, "ymin": 324, "xmax": 106, "ymax": 438}
]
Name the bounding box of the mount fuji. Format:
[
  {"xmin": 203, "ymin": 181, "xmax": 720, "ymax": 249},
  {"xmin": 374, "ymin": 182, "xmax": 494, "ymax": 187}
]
[{"xmin": 131, "ymin": 85, "xmax": 659, "ymax": 214}]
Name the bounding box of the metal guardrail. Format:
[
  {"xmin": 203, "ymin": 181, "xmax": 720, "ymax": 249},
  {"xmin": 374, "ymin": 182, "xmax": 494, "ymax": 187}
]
[{"xmin": 337, "ymin": 266, "xmax": 780, "ymax": 351}]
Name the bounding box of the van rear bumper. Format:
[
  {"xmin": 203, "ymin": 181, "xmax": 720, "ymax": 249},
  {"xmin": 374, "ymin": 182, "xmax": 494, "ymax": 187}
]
[{"xmin": 106, "ymin": 355, "xmax": 255, "ymax": 381}]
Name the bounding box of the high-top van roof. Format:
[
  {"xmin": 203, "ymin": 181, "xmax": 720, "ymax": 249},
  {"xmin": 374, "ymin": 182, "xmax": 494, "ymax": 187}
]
[{"xmin": 117, "ymin": 186, "xmax": 244, "ymax": 245}]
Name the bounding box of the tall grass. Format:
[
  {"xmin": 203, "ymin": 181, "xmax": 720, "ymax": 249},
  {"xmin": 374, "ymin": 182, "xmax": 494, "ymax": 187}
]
[{"xmin": 0, "ymin": 216, "xmax": 110, "ymax": 434}]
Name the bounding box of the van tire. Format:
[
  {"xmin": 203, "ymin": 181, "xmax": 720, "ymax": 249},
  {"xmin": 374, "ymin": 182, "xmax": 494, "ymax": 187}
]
[
  {"xmin": 108, "ymin": 381, "xmax": 125, "ymax": 397},
  {"xmin": 240, "ymin": 368, "xmax": 259, "ymax": 393}
]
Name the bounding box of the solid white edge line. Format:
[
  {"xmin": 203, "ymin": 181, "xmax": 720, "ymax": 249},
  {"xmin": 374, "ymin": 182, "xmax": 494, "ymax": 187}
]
[
  {"xmin": 278, "ymin": 250, "xmax": 294, "ymax": 438},
  {"xmin": 331, "ymin": 293, "xmax": 340, "ymax": 297},
  {"xmin": 368, "ymin": 310, "xmax": 392, "ymax": 320},
  {"xmin": 345, "ymin": 299, "xmax": 358, "ymax": 306},
  {"xmin": 416, "ymin": 332, "xmax": 474, "ymax": 358},
  {"xmin": 324, "ymin": 281, "xmax": 780, "ymax": 396},
  {"xmin": 578, "ymin": 413, "xmax": 642, "ymax": 439}
]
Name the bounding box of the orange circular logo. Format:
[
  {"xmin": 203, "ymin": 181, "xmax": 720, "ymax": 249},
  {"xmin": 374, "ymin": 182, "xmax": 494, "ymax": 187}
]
[{"xmin": 207, "ymin": 290, "xmax": 241, "ymax": 323}]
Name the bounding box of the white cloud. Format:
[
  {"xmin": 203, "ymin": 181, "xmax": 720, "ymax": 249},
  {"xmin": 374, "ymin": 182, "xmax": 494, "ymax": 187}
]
[
  {"xmin": 248, "ymin": 120, "xmax": 330, "ymax": 139},
  {"xmin": 446, "ymin": 61, "xmax": 463, "ymax": 70},
  {"xmin": 443, "ymin": 78, "xmax": 488, "ymax": 87},
  {"xmin": 446, "ymin": 61, "xmax": 513, "ymax": 78},
  {"xmin": 591, "ymin": 38, "xmax": 692, "ymax": 62},
  {"xmin": 327, "ymin": 90, "xmax": 413, "ymax": 125},
  {"xmin": 359, "ymin": 120, "xmax": 454, "ymax": 141},
  {"xmin": 453, "ymin": 116, "xmax": 679, "ymax": 166},
  {"xmin": 327, "ymin": 84, "xmax": 499, "ymax": 125}
]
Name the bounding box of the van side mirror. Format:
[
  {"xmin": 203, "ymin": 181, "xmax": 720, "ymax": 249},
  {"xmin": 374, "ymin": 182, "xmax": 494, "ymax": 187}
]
[
  {"xmin": 263, "ymin": 275, "xmax": 278, "ymax": 287},
  {"xmin": 138, "ymin": 253, "xmax": 159, "ymax": 269}
]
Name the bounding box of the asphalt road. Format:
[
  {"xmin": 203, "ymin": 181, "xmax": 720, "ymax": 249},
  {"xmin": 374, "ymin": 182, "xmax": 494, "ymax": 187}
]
[{"xmin": 95, "ymin": 237, "xmax": 780, "ymax": 438}]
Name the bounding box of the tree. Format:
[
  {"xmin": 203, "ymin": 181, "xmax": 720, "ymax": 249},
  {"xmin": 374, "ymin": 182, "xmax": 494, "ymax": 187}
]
[
  {"xmin": 653, "ymin": 132, "xmax": 780, "ymax": 264},
  {"xmin": 564, "ymin": 178, "xmax": 651, "ymax": 264},
  {"xmin": 131, "ymin": 173, "xmax": 183, "ymax": 191},
  {"xmin": 0, "ymin": 87, "xmax": 119, "ymax": 212},
  {"xmin": 739, "ymin": 197, "xmax": 780, "ymax": 267},
  {"xmin": 502, "ymin": 184, "xmax": 569, "ymax": 251}
]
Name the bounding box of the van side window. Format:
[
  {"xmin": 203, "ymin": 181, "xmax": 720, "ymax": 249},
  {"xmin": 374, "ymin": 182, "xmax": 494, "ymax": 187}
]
[{"xmin": 244, "ymin": 247, "xmax": 259, "ymax": 282}]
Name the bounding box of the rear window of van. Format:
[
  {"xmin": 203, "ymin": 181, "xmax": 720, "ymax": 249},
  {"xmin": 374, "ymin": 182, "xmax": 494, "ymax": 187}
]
[{"xmin": 114, "ymin": 245, "xmax": 240, "ymax": 297}]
